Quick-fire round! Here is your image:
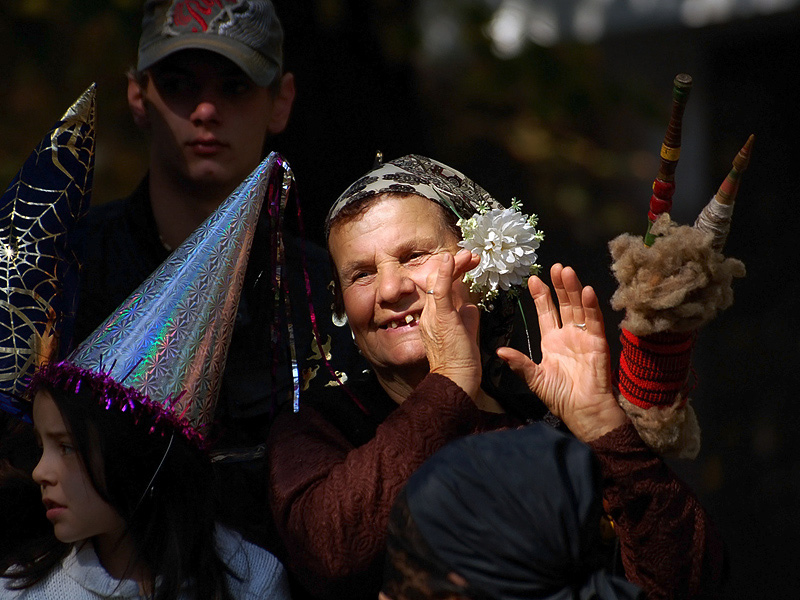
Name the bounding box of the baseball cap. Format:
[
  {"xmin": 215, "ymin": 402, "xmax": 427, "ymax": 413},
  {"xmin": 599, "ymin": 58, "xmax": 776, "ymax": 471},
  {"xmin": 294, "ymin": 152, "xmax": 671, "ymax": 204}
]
[{"xmin": 137, "ymin": 0, "xmax": 284, "ymax": 88}]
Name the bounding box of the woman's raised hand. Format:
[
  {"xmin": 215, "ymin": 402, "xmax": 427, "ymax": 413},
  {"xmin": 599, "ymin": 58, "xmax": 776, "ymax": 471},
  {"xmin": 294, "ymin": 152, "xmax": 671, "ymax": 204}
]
[
  {"xmin": 419, "ymin": 249, "xmax": 482, "ymax": 399},
  {"xmin": 497, "ymin": 264, "xmax": 627, "ymax": 442}
]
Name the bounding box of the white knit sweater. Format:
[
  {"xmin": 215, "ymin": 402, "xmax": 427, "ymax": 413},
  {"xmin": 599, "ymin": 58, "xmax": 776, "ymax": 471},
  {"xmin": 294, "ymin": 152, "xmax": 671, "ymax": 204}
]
[{"xmin": 0, "ymin": 526, "xmax": 290, "ymax": 599}]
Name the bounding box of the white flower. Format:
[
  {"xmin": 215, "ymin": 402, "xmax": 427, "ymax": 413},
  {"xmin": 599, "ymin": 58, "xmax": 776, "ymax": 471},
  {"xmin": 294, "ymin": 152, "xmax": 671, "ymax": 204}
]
[{"xmin": 458, "ymin": 207, "xmax": 544, "ymax": 309}]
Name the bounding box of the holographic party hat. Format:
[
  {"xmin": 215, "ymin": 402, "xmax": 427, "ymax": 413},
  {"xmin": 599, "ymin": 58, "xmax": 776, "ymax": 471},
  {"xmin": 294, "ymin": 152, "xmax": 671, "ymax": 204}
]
[
  {"xmin": 0, "ymin": 85, "xmax": 96, "ymax": 421},
  {"xmin": 29, "ymin": 153, "xmax": 291, "ymax": 446}
]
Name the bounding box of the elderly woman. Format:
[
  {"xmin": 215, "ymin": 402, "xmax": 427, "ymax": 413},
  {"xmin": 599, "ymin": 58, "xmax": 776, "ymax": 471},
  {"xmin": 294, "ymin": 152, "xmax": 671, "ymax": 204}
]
[{"xmin": 267, "ymin": 155, "xmax": 725, "ymax": 600}]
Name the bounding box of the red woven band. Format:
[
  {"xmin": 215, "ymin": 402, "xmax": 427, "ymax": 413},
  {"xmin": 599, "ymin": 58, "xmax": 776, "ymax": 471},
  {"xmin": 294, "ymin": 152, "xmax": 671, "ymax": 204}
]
[
  {"xmin": 613, "ymin": 329, "xmax": 696, "ymax": 409},
  {"xmin": 648, "ymin": 180, "xmax": 675, "ymax": 221}
]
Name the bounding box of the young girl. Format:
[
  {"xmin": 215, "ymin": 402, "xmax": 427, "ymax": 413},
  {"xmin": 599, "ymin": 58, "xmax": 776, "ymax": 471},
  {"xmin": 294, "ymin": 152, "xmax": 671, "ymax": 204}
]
[
  {"xmin": 0, "ymin": 146, "xmax": 294, "ymax": 599},
  {"xmin": 1, "ymin": 380, "xmax": 288, "ymax": 599}
]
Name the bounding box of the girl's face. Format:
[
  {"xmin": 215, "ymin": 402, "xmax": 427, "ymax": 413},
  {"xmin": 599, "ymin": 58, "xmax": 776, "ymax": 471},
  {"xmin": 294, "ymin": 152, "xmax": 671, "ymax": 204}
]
[{"xmin": 31, "ymin": 390, "xmax": 125, "ymax": 545}]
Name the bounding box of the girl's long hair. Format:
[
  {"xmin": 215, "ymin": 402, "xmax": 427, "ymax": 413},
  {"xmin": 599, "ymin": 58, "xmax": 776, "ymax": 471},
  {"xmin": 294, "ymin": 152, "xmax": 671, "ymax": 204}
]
[{"xmin": 1, "ymin": 384, "xmax": 235, "ymax": 600}]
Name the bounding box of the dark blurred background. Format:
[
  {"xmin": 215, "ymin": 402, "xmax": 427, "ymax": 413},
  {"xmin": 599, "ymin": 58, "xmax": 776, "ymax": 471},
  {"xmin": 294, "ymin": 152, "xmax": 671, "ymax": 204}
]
[{"xmin": 2, "ymin": 0, "xmax": 798, "ymax": 595}]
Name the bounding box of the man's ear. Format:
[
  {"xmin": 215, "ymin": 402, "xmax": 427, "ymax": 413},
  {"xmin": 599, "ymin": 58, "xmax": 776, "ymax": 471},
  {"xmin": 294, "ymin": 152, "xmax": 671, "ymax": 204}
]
[
  {"xmin": 127, "ymin": 74, "xmax": 151, "ymax": 130},
  {"xmin": 267, "ymin": 72, "xmax": 296, "ymax": 135}
]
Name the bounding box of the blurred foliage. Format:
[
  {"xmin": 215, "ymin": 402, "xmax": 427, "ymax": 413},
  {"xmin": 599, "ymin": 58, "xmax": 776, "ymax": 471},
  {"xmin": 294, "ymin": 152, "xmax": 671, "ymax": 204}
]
[
  {"xmin": 2, "ymin": 0, "xmax": 669, "ymax": 245},
  {"xmin": 413, "ymin": 30, "xmax": 664, "ymax": 242},
  {"xmin": 1, "ymin": 0, "xmax": 147, "ymax": 203},
  {"xmin": 333, "ymin": 0, "xmax": 670, "ymax": 244}
]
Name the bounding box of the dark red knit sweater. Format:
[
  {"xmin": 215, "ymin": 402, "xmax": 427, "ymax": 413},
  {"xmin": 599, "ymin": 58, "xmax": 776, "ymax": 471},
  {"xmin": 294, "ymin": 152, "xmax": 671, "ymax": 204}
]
[{"xmin": 268, "ymin": 373, "xmax": 725, "ymax": 600}]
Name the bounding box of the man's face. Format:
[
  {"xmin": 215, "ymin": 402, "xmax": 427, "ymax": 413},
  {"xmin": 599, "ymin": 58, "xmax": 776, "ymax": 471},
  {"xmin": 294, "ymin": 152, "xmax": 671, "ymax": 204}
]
[{"xmin": 133, "ymin": 49, "xmax": 282, "ymax": 195}]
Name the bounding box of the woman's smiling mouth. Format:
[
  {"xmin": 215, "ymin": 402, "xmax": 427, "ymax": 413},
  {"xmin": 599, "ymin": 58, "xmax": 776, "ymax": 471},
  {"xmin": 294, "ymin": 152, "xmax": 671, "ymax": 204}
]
[{"xmin": 380, "ymin": 314, "xmax": 420, "ymax": 329}]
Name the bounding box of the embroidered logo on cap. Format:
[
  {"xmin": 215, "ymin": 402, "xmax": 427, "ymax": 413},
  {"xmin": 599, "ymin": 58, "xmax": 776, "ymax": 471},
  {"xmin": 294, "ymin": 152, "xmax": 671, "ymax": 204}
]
[{"xmin": 165, "ymin": 0, "xmax": 245, "ymax": 35}]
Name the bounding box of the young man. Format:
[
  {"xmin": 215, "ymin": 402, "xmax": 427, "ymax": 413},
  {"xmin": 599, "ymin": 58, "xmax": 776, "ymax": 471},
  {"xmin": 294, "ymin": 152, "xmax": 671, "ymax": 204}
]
[
  {"xmin": 125, "ymin": 0, "xmax": 295, "ymax": 252},
  {"xmin": 76, "ymin": 0, "xmax": 294, "ymax": 329},
  {"xmin": 72, "ymin": 0, "xmax": 364, "ymax": 556}
]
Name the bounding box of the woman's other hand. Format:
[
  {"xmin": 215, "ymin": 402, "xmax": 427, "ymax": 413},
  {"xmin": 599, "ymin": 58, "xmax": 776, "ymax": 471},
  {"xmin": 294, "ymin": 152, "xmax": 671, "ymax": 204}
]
[
  {"xmin": 497, "ymin": 264, "xmax": 627, "ymax": 442},
  {"xmin": 419, "ymin": 249, "xmax": 482, "ymax": 399}
]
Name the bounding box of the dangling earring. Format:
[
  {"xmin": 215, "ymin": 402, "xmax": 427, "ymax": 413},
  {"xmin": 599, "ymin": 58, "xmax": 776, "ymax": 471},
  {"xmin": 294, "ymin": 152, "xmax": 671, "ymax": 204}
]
[{"xmin": 332, "ymin": 312, "xmax": 348, "ymax": 328}]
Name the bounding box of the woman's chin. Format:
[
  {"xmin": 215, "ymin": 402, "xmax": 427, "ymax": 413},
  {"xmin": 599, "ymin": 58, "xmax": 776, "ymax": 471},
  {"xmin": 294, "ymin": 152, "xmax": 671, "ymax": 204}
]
[{"xmin": 372, "ymin": 351, "xmax": 430, "ymax": 381}]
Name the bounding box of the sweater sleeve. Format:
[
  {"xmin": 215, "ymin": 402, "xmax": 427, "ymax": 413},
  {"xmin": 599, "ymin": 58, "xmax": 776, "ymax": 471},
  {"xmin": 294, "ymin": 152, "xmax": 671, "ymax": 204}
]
[
  {"xmin": 589, "ymin": 422, "xmax": 727, "ymax": 600},
  {"xmin": 216, "ymin": 526, "xmax": 292, "ymax": 600},
  {"xmin": 267, "ymin": 373, "xmax": 491, "ymax": 598}
]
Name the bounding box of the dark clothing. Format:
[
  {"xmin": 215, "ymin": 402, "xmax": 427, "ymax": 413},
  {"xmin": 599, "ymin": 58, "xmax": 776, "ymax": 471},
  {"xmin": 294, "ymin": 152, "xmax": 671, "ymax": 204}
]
[
  {"xmin": 268, "ymin": 373, "xmax": 725, "ymax": 600},
  {"xmin": 72, "ymin": 177, "xmax": 168, "ymax": 344},
  {"xmin": 591, "ymin": 424, "xmax": 727, "ymax": 599},
  {"xmin": 387, "ymin": 423, "xmax": 644, "ymax": 600},
  {"xmin": 71, "ymin": 176, "xmax": 366, "ymax": 551}
]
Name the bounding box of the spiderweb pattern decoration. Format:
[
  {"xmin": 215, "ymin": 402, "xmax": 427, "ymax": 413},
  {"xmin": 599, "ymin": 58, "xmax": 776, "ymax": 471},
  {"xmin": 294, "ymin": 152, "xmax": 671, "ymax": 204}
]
[
  {"xmin": 47, "ymin": 153, "xmax": 285, "ymax": 441},
  {"xmin": 0, "ymin": 85, "xmax": 96, "ymax": 419}
]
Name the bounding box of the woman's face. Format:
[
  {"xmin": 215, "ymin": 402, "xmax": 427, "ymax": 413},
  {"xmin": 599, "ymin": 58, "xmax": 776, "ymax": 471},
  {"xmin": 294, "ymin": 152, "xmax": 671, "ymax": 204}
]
[
  {"xmin": 31, "ymin": 390, "xmax": 125, "ymax": 545},
  {"xmin": 328, "ymin": 195, "xmax": 469, "ymax": 381}
]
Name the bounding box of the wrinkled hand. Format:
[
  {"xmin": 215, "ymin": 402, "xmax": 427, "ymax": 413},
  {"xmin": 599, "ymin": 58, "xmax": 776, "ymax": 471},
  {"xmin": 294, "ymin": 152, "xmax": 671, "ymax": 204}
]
[
  {"xmin": 497, "ymin": 264, "xmax": 627, "ymax": 442},
  {"xmin": 419, "ymin": 249, "xmax": 482, "ymax": 399}
]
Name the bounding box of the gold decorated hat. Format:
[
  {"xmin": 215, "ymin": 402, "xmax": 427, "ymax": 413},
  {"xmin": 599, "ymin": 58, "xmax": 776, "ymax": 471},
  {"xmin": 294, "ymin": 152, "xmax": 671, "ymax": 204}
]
[{"xmin": 0, "ymin": 85, "xmax": 96, "ymax": 421}]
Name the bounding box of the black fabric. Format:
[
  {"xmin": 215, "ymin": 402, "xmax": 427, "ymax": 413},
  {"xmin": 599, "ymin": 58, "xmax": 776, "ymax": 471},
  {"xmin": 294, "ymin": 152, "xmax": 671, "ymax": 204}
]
[
  {"xmin": 384, "ymin": 489, "xmax": 496, "ymax": 600},
  {"xmin": 298, "ymin": 371, "xmax": 398, "ymax": 448},
  {"xmin": 71, "ymin": 176, "xmax": 167, "ymax": 346},
  {"xmin": 389, "ymin": 424, "xmax": 644, "ymax": 600}
]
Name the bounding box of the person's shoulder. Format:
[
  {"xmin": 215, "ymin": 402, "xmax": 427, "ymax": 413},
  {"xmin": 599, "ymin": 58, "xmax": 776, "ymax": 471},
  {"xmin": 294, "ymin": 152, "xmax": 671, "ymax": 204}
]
[
  {"xmin": 74, "ymin": 180, "xmax": 152, "ymax": 253},
  {"xmin": 83, "ymin": 177, "xmax": 148, "ymax": 226},
  {"xmin": 86, "ymin": 194, "xmax": 133, "ymax": 220},
  {"xmin": 215, "ymin": 525, "xmax": 283, "ymax": 574},
  {"xmin": 0, "ymin": 548, "xmax": 84, "ymax": 599},
  {"xmin": 215, "ymin": 526, "xmax": 291, "ymax": 599},
  {"xmin": 73, "ymin": 196, "xmax": 127, "ymax": 247}
]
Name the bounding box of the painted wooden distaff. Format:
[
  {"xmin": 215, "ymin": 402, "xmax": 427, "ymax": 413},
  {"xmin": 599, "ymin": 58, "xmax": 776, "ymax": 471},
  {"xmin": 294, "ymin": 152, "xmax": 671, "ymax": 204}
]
[
  {"xmin": 644, "ymin": 73, "xmax": 693, "ymax": 246},
  {"xmin": 693, "ymin": 134, "xmax": 755, "ymax": 251},
  {"xmin": 608, "ymin": 74, "xmax": 750, "ymax": 458}
]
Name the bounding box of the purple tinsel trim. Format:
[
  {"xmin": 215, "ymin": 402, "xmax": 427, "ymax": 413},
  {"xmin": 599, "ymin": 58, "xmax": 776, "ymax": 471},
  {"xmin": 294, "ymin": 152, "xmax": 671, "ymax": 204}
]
[{"xmin": 27, "ymin": 361, "xmax": 207, "ymax": 449}]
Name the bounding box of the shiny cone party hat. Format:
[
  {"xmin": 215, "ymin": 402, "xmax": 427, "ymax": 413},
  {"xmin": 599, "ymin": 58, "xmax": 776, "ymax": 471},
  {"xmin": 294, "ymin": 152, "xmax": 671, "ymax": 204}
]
[
  {"xmin": 29, "ymin": 153, "xmax": 290, "ymax": 446},
  {"xmin": 0, "ymin": 85, "xmax": 96, "ymax": 420}
]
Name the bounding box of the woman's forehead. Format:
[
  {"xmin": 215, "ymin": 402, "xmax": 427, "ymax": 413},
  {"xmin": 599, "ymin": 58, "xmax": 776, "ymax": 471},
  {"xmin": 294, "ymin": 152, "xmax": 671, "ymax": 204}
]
[
  {"xmin": 329, "ymin": 198, "xmax": 458, "ymax": 273},
  {"xmin": 331, "ymin": 196, "xmax": 450, "ymax": 244}
]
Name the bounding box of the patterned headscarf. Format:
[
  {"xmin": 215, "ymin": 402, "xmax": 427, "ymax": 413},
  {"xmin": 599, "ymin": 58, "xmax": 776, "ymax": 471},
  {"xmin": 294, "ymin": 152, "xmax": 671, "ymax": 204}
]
[
  {"xmin": 325, "ymin": 154, "xmax": 502, "ymax": 239},
  {"xmin": 383, "ymin": 424, "xmax": 644, "ymax": 600}
]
